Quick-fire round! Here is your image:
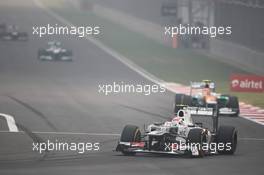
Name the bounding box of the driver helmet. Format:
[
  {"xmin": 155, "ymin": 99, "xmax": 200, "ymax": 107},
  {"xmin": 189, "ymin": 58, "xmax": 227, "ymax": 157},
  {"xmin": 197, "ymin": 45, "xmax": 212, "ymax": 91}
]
[{"xmin": 171, "ymin": 110, "xmax": 185, "ymax": 125}]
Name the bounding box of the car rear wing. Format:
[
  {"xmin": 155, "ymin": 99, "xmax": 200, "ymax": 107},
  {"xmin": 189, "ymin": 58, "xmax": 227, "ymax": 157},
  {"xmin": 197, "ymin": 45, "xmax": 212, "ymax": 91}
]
[
  {"xmin": 177, "ymin": 105, "xmax": 219, "ymax": 133},
  {"xmin": 188, "ymin": 107, "xmax": 214, "ymax": 116},
  {"xmin": 190, "ymin": 81, "xmax": 215, "ymax": 89},
  {"xmin": 176, "ymin": 105, "xmax": 214, "ymax": 116}
]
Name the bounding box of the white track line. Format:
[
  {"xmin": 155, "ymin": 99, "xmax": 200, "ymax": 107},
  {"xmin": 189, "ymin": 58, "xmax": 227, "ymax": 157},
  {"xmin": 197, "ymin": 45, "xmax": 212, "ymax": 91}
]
[
  {"xmin": 1, "ymin": 130, "xmax": 263, "ymax": 141},
  {"xmin": 0, "ymin": 113, "xmax": 19, "ymax": 132},
  {"xmin": 238, "ymin": 138, "xmax": 264, "ymax": 141},
  {"xmin": 33, "ymin": 131, "xmax": 120, "ymax": 136},
  {"xmin": 0, "ymin": 130, "xmax": 120, "ymax": 136},
  {"xmin": 242, "ymin": 114, "xmax": 264, "ymax": 117},
  {"xmin": 240, "ymin": 116, "xmax": 264, "ymax": 126}
]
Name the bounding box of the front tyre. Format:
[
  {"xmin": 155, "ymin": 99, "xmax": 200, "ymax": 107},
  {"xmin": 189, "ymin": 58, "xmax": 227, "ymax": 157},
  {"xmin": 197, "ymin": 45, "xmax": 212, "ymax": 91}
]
[
  {"xmin": 120, "ymin": 125, "xmax": 141, "ymax": 156},
  {"xmin": 187, "ymin": 128, "xmax": 207, "ymax": 157},
  {"xmin": 217, "ymin": 126, "xmax": 237, "ymax": 154}
]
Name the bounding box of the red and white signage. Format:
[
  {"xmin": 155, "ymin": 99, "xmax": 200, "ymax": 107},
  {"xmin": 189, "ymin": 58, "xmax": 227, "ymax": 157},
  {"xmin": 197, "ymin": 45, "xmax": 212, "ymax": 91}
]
[{"xmin": 230, "ymin": 74, "xmax": 264, "ymax": 92}]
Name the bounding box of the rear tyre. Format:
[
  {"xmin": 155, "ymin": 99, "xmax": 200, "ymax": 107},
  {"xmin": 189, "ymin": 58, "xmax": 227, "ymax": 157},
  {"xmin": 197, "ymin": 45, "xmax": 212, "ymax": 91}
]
[
  {"xmin": 174, "ymin": 94, "xmax": 192, "ymax": 114},
  {"xmin": 38, "ymin": 49, "xmax": 44, "ymax": 60},
  {"xmin": 67, "ymin": 50, "xmax": 73, "ymax": 56},
  {"xmin": 60, "ymin": 50, "xmax": 73, "ymax": 62},
  {"xmin": 66, "ymin": 50, "xmax": 73, "ymax": 61},
  {"xmin": 227, "ymin": 96, "xmax": 239, "ymax": 117},
  {"xmin": 217, "ymin": 126, "xmax": 237, "ymax": 154},
  {"xmin": 187, "ymin": 128, "xmax": 206, "ymax": 157},
  {"xmin": 120, "ymin": 125, "xmax": 141, "ymax": 156},
  {"xmin": 19, "ymin": 32, "xmax": 28, "ymax": 41}
]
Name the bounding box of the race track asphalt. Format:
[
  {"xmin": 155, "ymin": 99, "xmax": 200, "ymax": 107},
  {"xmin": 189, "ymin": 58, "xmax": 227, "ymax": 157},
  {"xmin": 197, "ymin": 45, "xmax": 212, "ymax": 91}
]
[{"xmin": 0, "ymin": 1, "xmax": 263, "ymax": 174}]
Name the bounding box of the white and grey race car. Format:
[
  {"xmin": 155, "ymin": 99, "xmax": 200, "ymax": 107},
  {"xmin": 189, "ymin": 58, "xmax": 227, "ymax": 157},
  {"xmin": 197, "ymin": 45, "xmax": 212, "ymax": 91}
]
[
  {"xmin": 38, "ymin": 41, "xmax": 73, "ymax": 61},
  {"xmin": 0, "ymin": 23, "xmax": 28, "ymax": 41},
  {"xmin": 116, "ymin": 106, "xmax": 237, "ymax": 157}
]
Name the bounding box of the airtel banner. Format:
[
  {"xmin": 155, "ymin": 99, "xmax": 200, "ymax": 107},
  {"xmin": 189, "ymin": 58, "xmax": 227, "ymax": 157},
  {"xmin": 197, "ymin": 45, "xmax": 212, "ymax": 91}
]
[{"xmin": 230, "ymin": 74, "xmax": 264, "ymax": 92}]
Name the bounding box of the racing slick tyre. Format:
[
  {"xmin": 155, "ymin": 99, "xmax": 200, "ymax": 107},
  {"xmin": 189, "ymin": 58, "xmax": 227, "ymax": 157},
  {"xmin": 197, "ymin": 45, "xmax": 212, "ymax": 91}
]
[
  {"xmin": 227, "ymin": 96, "xmax": 240, "ymax": 117},
  {"xmin": 18, "ymin": 32, "xmax": 28, "ymax": 41},
  {"xmin": 217, "ymin": 126, "xmax": 237, "ymax": 154},
  {"xmin": 38, "ymin": 49, "xmax": 46, "ymax": 60},
  {"xmin": 187, "ymin": 128, "xmax": 207, "ymax": 157},
  {"xmin": 174, "ymin": 94, "xmax": 192, "ymax": 114},
  {"xmin": 120, "ymin": 125, "xmax": 141, "ymax": 156},
  {"xmin": 66, "ymin": 50, "xmax": 73, "ymax": 56},
  {"xmin": 65, "ymin": 51, "xmax": 73, "ymax": 61}
]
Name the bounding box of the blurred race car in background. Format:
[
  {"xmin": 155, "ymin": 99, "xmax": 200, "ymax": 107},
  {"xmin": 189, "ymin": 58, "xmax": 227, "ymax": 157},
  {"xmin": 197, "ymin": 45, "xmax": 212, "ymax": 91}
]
[
  {"xmin": 0, "ymin": 23, "xmax": 28, "ymax": 41},
  {"xmin": 38, "ymin": 41, "xmax": 73, "ymax": 61},
  {"xmin": 174, "ymin": 80, "xmax": 240, "ymax": 116},
  {"xmin": 116, "ymin": 105, "xmax": 237, "ymax": 157}
]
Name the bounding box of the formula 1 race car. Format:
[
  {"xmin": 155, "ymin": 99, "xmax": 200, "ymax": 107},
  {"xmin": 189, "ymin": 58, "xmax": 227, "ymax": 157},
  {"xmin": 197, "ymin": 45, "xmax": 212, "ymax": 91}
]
[
  {"xmin": 0, "ymin": 23, "xmax": 28, "ymax": 41},
  {"xmin": 38, "ymin": 41, "xmax": 73, "ymax": 61},
  {"xmin": 116, "ymin": 105, "xmax": 237, "ymax": 157},
  {"xmin": 173, "ymin": 80, "xmax": 240, "ymax": 116}
]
